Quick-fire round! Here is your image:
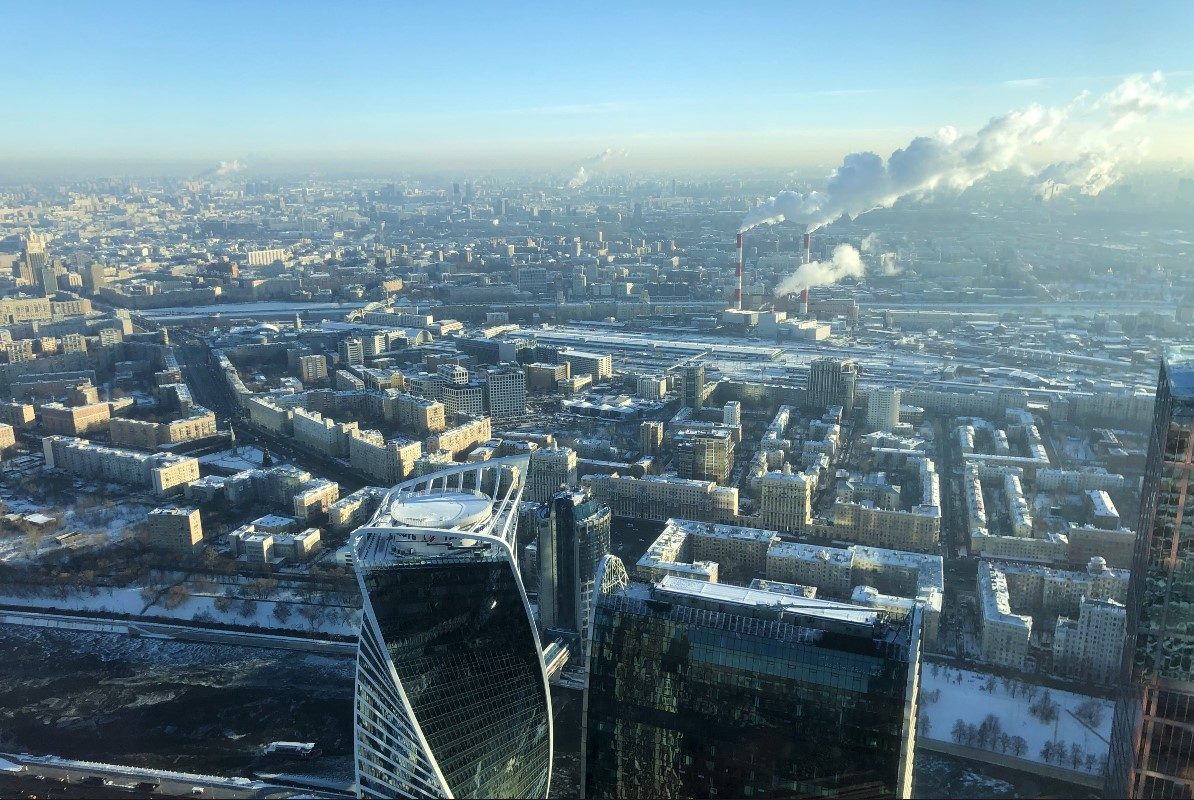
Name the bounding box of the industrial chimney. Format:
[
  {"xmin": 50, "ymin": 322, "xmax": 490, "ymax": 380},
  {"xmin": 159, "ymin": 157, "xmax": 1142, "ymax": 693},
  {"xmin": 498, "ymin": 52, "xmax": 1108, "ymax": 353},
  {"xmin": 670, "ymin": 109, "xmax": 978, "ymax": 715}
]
[
  {"xmin": 803, "ymin": 232, "xmax": 811, "ymax": 265},
  {"xmin": 799, "ymin": 288, "xmax": 810, "ymax": 315},
  {"xmin": 735, "ymin": 232, "xmax": 744, "ymax": 310}
]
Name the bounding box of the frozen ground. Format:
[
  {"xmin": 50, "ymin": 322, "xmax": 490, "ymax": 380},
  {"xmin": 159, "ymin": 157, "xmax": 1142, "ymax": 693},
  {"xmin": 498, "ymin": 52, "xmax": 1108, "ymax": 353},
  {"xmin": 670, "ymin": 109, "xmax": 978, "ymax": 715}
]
[
  {"xmin": 198, "ymin": 446, "xmax": 270, "ymax": 472},
  {"xmin": 0, "ymin": 495, "xmax": 150, "ymax": 562},
  {"xmin": 0, "ymin": 585, "xmax": 359, "ymax": 637},
  {"xmin": 919, "ymin": 662, "xmax": 1112, "ymax": 776},
  {"xmin": 0, "ymin": 625, "xmax": 354, "ymax": 781}
]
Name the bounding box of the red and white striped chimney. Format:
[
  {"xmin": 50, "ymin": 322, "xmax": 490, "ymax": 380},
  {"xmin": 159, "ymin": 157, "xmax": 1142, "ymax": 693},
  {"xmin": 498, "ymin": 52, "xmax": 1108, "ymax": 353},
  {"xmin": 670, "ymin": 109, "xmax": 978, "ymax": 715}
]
[
  {"xmin": 799, "ymin": 287, "xmax": 810, "ymax": 315},
  {"xmin": 735, "ymin": 232, "xmax": 744, "ymax": 310}
]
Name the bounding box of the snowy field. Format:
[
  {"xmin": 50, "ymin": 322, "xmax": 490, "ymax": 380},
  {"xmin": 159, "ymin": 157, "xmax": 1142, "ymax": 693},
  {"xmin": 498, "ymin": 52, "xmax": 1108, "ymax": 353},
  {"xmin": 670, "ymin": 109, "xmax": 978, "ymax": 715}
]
[
  {"xmin": 0, "ymin": 586, "xmax": 358, "ymax": 637},
  {"xmin": 0, "ymin": 499, "xmax": 150, "ymax": 562},
  {"xmin": 198, "ymin": 446, "xmax": 272, "ymax": 473},
  {"xmin": 919, "ymin": 662, "xmax": 1112, "ymax": 777}
]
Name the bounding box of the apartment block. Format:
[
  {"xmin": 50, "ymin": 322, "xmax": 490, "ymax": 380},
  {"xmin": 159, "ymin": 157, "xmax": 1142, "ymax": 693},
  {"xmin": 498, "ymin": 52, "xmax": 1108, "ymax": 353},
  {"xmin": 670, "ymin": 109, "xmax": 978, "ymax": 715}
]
[
  {"xmin": 146, "ymin": 506, "xmax": 203, "ymax": 552},
  {"xmin": 42, "ymin": 435, "xmax": 199, "ymax": 494}
]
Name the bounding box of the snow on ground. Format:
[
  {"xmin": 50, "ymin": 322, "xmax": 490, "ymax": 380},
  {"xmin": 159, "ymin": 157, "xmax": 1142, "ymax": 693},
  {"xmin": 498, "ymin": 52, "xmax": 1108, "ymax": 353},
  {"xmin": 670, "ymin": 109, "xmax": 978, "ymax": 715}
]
[
  {"xmin": 198, "ymin": 446, "xmax": 270, "ymax": 473},
  {"xmin": 60, "ymin": 502, "xmax": 149, "ymax": 541},
  {"xmin": 0, "ymin": 586, "xmax": 358, "ymax": 638},
  {"xmin": 919, "ymin": 662, "xmax": 1112, "ymax": 776}
]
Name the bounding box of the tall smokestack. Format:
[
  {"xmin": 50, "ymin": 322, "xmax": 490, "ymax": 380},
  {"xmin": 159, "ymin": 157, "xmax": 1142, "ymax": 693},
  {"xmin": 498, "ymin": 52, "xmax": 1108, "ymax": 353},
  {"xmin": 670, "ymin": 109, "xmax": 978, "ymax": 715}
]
[
  {"xmin": 735, "ymin": 232, "xmax": 744, "ymax": 310},
  {"xmin": 803, "ymin": 232, "xmax": 811, "ymax": 265},
  {"xmin": 800, "ymin": 287, "xmax": 809, "ymax": 315}
]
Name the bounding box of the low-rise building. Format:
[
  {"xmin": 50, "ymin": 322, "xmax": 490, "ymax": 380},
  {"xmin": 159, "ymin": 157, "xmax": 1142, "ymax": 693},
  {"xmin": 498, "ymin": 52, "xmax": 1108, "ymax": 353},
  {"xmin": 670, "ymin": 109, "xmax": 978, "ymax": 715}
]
[
  {"xmin": 0, "ymin": 422, "xmax": 15, "ymax": 456},
  {"xmin": 977, "ymin": 560, "xmax": 1033, "ymax": 671},
  {"xmin": 1053, "ymin": 596, "xmax": 1127, "ymax": 685},
  {"xmin": 42, "ymin": 435, "xmax": 199, "ymax": 494},
  {"xmin": 637, "ymin": 520, "xmax": 944, "ymax": 645},
  {"xmin": 146, "ymin": 506, "xmax": 203, "ymax": 552},
  {"xmin": 39, "ymin": 401, "xmax": 111, "ymax": 435},
  {"xmin": 582, "ymin": 473, "xmax": 739, "ymax": 523},
  {"xmin": 428, "ymin": 416, "xmax": 492, "ymax": 456}
]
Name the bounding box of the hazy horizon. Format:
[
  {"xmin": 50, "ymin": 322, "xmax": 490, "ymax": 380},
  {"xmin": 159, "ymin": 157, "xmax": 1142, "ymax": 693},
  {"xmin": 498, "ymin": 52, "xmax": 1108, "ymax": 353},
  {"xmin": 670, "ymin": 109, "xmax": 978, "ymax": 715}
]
[{"xmin": 3, "ymin": 1, "xmax": 1192, "ymax": 180}]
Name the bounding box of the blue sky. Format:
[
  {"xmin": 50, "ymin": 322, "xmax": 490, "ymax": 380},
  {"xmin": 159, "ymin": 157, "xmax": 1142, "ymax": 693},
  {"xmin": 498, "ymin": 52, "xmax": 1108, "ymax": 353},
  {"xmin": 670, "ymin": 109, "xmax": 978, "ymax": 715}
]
[{"xmin": 3, "ymin": 0, "xmax": 1193, "ymax": 170}]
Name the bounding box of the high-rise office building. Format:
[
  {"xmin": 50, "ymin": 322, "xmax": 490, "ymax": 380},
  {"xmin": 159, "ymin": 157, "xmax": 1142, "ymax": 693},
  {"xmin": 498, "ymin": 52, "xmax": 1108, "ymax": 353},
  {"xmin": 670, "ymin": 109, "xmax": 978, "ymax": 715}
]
[
  {"xmin": 83, "ymin": 262, "xmax": 107, "ymax": 292},
  {"xmin": 297, "ymin": 354, "xmax": 328, "ymax": 384},
  {"xmin": 638, "ymin": 420, "xmax": 664, "ymax": 456},
  {"xmin": 723, "ymin": 400, "xmax": 742, "ymax": 427},
  {"xmin": 339, "ymin": 336, "xmax": 364, "ymax": 366},
  {"xmin": 681, "ymin": 363, "xmax": 705, "ymax": 411},
  {"xmin": 809, "ymin": 357, "xmax": 858, "ymax": 416},
  {"xmin": 39, "ymin": 265, "xmax": 58, "ymax": 296},
  {"xmin": 526, "ymin": 444, "xmax": 578, "ymax": 503},
  {"xmin": 867, "ymin": 387, "xmax": 902, "ymax": 432},
  {"xmin": 536, "ymin": 489, "xmax": 611, "ymax": 641},
  {"xmin": 1109, "ymin": 349, "xmax": 1194, "ymax": 798},
  {"xmin": 483, "ymin": 363, "xmax": 527, "ymax": 419},
  {"xmin": 584, "ymin": 575, "xmax": 921, "ymax": 799},
  {"xmin": 352, "ymin": 458, "xmax": 553, "ymax": 799}
]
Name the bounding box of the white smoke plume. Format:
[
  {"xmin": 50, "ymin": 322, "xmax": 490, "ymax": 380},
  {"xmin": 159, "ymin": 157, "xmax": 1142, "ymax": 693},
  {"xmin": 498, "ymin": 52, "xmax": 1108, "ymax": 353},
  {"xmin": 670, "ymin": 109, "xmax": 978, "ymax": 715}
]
[
  {"xmin": 774, "ymin": 244, "xmax": 865, "ymax": 296},
  {"xmin": 200, "ymin": 159, "xmax": 246, "ymax": 179},
  {"xmin": 1034, "ymin": 151, "xmax": 1120, "ymax": 198},
  {"xmin": 741, "ymin": 72, "xmax": 1191, "ymax": 233},
  {"xmin": 1100, "ymin": 71, "xmax": 1193, "ymax": 131},
  {"xmin": 567, "ymin": 148, "xmax": 626, "ymax": 188},
  {"xmin": 878, "ymin": 252, "xmax": 902, "ymax": 276},
  {"xmin": 860, "ymin": 232, "xmax": 880, "ymax": 253}
]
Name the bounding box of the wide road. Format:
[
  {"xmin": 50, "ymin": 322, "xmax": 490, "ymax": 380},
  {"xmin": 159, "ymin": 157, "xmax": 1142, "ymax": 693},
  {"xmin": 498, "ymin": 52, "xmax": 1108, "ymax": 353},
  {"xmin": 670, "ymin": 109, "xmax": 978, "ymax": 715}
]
[
  {"xmin": 175, "ymin": 344, "xmax": 239, "ymax": 420},
  {"xmin": 173, "ymin": 342, "xmax": 367, "ymax": 492},
  {"xmin": 0, "ymin": 753, "xmax": 351, "ymax": 799}
]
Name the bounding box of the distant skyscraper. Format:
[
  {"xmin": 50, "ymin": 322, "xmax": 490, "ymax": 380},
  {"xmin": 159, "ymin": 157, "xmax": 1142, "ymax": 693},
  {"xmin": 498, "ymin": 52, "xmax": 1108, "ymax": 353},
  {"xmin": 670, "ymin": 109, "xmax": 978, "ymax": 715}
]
[
  {"xmin": 39, "ymin": 265, "xmax": 58, "ymax": 296},
  {"xmin": 352, "ymin": 459, "xmax": 553, "ymax": 799},
  {"xmin": 535, "ymin": 488, "xmax": 611, "ymax": 641},
  {"xmin": 339, "ymin": 337, "xmax": 364, "ymax": 366},
  {"xmin": 867, "ymin": 387, "xmax": 902, "ymax": 432},
  {"xmin": 681, "ymin": 363, "xmax": 705, "ymax": 411},
  {"xmin": 809, "ymin": 357, "xmax": 858, "ymax": 415},
  {"xmin": 526, "ymin": 445, "xmax": 577, "ymax": 503},
  {"xmin": 83, "ymin": 262, "xmax": 107, "ymax": 293},
  {"xmin": 584, "ymin": 575, "xmax": 922, "ymax": 799},
  {"xmin": 1109, "ymin": 349, "xmax": 1194, "ymax": 798},
  {"xmin": 482, "ymin": 363, "xmax": 527, "ymax": 419}
]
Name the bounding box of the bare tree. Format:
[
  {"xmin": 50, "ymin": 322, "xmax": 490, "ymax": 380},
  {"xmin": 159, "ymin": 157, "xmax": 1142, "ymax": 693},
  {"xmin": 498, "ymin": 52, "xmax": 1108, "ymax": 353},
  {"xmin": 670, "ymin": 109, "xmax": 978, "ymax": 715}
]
[{"xmin": 298, "ymin": 604, "xmax": 323, "ymax": 632}]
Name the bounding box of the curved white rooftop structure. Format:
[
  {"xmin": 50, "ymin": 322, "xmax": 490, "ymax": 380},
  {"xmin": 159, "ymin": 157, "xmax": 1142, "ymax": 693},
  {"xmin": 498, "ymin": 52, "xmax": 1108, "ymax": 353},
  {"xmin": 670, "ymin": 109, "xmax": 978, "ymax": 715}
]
[{"xmin": 389, "ymin": 489, "xmax": 493, "ymax": 530}]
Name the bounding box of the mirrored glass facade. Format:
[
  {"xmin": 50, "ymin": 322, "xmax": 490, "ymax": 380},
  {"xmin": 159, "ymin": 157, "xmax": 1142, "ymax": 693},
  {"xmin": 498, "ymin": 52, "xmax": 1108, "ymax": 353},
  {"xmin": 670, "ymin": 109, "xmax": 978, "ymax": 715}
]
[
  {"xmin": 583, "ymin": 585, "xmax": 920, "ymax": 799},
  {"xmin": 352, "ymin": 459, "xmax": 553, "ymax": 800},
  {"xmin": 537, "ymin": 490, "xmax": 612, "ymax": 640},
  {"xmin": 1111, "ymin": 351, "xmax": 1194, "ymax": 799},
  {"xmin": 361, "ymin": 558, "xmax": 551, "ymax": 798}
]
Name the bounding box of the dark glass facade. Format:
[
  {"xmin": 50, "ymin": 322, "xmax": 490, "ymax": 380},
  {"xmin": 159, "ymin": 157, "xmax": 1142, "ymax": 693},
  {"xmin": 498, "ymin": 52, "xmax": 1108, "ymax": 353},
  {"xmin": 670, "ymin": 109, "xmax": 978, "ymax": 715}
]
[
  {"xmin": 363, "ymin": 555, "xmax": 552, "ymax": 799},
  {"xmin": 583, "ymin": 591, "xmax": 918, "ymax": 799},
  {"xmin": 1110, "ymin": 353, "xmax": 1194, "ymax": 798},
  {"xmin": 537, "ymin": 491, "xmax": 612, "ymax": 638}
]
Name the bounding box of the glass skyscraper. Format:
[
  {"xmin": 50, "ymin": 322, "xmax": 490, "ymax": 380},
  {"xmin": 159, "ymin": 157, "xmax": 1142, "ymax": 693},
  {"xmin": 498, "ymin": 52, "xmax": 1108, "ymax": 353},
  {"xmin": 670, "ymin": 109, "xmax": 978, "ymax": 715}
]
[
  {"xmin": 352, "ymin": 458, "xmax": 553, "ymax": 799},
  {"xmin": 1110, "ymin": 349, "xmax": 1194, "ymax": 798},
  {"xmin": 536, "ymin": 488, "xmax": 612, "ymax": 642},
  {"xmin": 583, "ymin": 575, "xmax": 921, "ymax": 799}
]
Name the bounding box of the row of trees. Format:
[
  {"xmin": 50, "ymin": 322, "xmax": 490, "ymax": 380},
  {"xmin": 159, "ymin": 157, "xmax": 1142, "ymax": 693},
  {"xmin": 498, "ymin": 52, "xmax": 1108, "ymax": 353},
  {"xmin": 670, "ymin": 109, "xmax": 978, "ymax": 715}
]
[
  {"xmin": 1039, "ymin": 738, "xmax": 1104, "ymax": 773},
  {"xmin": 950, "ymin": 715, "xmax": 1029, "ymax": 757}
]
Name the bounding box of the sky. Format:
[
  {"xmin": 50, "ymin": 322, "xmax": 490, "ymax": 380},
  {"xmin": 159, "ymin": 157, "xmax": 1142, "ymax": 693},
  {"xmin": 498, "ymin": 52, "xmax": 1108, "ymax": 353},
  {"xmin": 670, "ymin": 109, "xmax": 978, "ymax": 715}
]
[{"xmin": 3, "ymin": 0, "xmax": 1193, "ymax": 173}]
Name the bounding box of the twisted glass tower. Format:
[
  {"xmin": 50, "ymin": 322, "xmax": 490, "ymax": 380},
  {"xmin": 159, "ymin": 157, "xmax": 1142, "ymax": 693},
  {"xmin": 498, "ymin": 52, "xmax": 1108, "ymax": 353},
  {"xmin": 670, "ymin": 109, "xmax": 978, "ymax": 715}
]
[{"xmin": 352, "ymin": 458, "xmax": 553, "ymax": 799}]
